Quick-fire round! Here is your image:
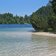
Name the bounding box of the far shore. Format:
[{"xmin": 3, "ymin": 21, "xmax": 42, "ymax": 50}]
[{"xmin": 32, "ymin": 32, "xmax": 56, "ymax": 37}]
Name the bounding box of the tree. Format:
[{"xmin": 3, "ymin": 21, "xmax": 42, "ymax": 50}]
[
  {"xmin": 24, "ymin": 15, "xmax": 30, "ymax": 24},
  {"xmin": 49, "ymin": 0, "xmax": 56, "ymax": 32},
  {"xmin": 0, "ymin": 13, "xmax": 30, "ymax": 24},
  {"xmin": 30, "ymin": 6, "xmax": 53, "ymax": 31},
  {"xmin": 50, "ymin": 0, "xmax": 56, "ymax": 14}
]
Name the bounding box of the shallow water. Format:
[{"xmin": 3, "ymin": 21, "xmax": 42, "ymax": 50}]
[{"xmin": 0, "ymin": 24, "xmax": 56, "ymax": 56}]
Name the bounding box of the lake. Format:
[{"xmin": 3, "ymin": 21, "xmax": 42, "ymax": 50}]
[{"xmin": 0, "ymin": 24, "xmax": 56, "ymax": 56}]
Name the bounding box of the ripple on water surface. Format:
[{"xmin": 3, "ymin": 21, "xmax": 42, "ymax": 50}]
[{"xmin": 0, "ymin": 32, "xmax": 56, "ymax": 56}]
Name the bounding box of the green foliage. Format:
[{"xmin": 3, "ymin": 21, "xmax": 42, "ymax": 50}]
[
  {"xmin": 31, "ymin": 6, "xmax": 53, "ymax": 31},
  {"xmin": 48, "ymin": 15, "xmax": 56, "ymax": 32},
  {"xmin": 49, "ymin": 0, "xmax": 56, "ymax": 32},
  {"xmin": 30, "ymin": 5, "xmax": 56, "ymax": 32},
  {"xmin": 50, "ymin": 0, "xmax": 56, "ymax": 14},
  {"xmin": 24, "ymin": 15, "xmax": 30, "ymax": 24},
  {"xmin": 0, "ymin": 13, "xmax": 30, "ymax": 24}
]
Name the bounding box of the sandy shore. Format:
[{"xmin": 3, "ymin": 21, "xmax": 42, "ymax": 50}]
[
  {"xmin": 32, "ymin": 32, "xmax": 56, "ymax": 37},
  {"xmin": 0, "ymin": 31, "xmax": 56, "ymax": 37}
]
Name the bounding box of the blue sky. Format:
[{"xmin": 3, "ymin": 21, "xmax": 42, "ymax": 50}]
[{"xmin": 0, "ymin": 0, "xmax": 49, "ymax": 16}]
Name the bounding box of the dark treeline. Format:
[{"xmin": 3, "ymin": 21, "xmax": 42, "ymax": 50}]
[
  {"xmin": 30, "ymin": 0, "xmax": 56, "ymax": 33},
  {"xmin": 0, "ymin": 13, "xmax": 30, "ymax": 24}
]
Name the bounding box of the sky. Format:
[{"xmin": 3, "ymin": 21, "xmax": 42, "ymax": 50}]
[{"xmin": 0, "ymin": 0, "xmax": 49, "ymax": 16}]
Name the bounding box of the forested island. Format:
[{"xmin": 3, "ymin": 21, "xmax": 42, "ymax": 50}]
[
  {"xmin": 0, "ymin": 13, "xmax": 30, "ymax": 24},
  {"xmin": 0, "ymin": 0, "xmax": 56, "ymax": 33}
]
